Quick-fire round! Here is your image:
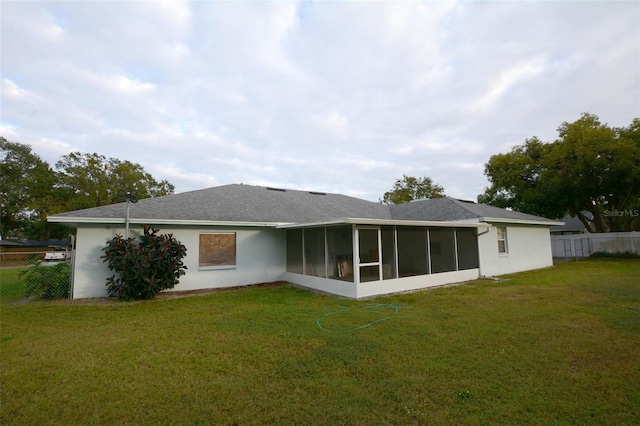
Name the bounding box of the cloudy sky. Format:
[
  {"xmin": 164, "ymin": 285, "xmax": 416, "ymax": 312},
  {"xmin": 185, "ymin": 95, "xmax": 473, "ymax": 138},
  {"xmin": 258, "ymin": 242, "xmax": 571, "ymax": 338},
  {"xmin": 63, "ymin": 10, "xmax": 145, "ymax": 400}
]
[{"xmin": 2, "ymin": 0, "xmax": 638, "ymax": 202}]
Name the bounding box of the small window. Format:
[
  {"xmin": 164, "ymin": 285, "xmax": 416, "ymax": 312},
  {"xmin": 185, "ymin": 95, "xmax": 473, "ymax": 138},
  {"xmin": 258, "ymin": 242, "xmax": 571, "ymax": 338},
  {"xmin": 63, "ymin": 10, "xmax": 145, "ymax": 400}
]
[
  {"xmin": 497, "ymin": 226, "xmax": 508, "ymax": 254},
  {"xmin": 199, "ymin": 233, "xmax": 236, "ymax": 268}
]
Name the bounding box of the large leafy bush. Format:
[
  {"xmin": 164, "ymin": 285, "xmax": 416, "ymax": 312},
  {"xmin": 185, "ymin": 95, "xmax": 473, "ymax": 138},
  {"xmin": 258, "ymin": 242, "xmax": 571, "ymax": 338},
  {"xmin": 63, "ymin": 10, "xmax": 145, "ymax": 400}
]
[
  {"xmin": 101, "ymin": 225, "xmax": 187, "ymax": 300},
  {"xmin": 21, "ymin": 261, "xmax": 70, "ymax": 300}
]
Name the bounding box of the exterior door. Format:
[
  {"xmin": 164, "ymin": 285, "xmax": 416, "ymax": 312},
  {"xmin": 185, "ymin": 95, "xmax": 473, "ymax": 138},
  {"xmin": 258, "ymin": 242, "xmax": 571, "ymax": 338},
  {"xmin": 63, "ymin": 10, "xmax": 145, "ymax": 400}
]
[{"xmin": 357, "ymin": 227, "xmax": 382, "ymax": 282}]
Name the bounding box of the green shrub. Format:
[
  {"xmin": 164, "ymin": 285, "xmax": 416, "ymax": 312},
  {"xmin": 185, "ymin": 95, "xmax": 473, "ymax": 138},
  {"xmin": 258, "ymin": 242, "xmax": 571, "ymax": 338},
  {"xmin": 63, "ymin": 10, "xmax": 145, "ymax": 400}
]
[
  {"xmin": 20, "ymin": 262, "xmax": 70, "ymax": 300},
  {"xmin": 101, "ymin": 225, "xmax": 187, "ymax": 300},
  {"xmin": 591, "ymin": 251, "xmax": 640, "ymax": 258}
]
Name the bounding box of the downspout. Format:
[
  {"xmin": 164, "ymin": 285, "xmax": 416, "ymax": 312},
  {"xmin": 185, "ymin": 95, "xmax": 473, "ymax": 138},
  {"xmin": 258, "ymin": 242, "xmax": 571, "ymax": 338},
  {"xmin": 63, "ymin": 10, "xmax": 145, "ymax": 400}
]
[
  {"xmin": 125, "ymin": 199, "xmax": 131, "ymax": 239},
  {"xmin": 476, "ymin": 226, "xmax": 491, "ymax": 237},
  {"xmin": 475, "ymin": 224, "xmax": 492, "ymax": 277},
  {"xmin": 68, "ymin": 234, "xmax": 75, "ymax": 300}
]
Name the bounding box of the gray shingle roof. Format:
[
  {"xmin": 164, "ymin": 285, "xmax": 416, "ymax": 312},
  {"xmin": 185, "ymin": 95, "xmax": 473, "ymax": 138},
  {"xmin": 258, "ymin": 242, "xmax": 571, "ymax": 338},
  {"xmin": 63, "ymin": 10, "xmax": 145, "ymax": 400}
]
[
  {"xmin": 51, "ymin": 184, "xmax": 391, "ymax": 223},
  {"xmin": 49, "ymin": 184, "xmax": 558, "ymax": 225},
  {"xmin": 551, "ymin": 213, "xmax": 592, "ymax": 232},
  {"xmin": 389, "ymin": 197, "xmax": 554, "ymax": 222}
]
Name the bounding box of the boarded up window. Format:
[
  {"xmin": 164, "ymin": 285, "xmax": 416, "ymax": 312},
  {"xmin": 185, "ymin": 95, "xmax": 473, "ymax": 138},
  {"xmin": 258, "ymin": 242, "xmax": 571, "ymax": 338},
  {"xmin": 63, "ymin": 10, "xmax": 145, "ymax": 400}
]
[{"xmin": 199, "ymin": 233, "xmax": 236, "ymax": 267}]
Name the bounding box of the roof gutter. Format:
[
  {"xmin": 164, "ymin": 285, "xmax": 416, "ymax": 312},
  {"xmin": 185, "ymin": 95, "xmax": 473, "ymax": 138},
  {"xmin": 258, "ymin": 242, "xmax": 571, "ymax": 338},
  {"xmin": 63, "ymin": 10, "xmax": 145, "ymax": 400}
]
[
  {"xmin": 277, "ymin": 218, "xmax": 490, "ymax": 229},
  {"xmin": 47, "ymin": 216, "xmax": 283, "ymax": 228},
  {"xmin": 479, "ymin": 217, "xmax": 565, "ymax": 226},
  {"xmin": 49, "ymin": 215, "xmax": 556, "ymax": 229}
]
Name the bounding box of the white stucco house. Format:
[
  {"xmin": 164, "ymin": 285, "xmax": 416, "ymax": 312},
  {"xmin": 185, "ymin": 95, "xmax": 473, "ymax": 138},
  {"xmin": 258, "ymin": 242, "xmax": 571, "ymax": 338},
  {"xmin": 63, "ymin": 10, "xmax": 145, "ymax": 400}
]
[{"xmin": 48, "ymin": 184, "xmax": 563, "ymax": 299}]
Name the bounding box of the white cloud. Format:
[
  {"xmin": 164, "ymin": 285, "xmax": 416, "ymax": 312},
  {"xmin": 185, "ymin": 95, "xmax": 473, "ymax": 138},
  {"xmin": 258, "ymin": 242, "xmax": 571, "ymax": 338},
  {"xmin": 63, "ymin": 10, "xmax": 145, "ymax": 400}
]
[
  {"xmin": 1, "ymin": 0, "xmax": 638, "ymax": 204},
  {"xmin": 2, "ymin": 79, "xmax": 36, "ymax": 101},
  {"xmin": 471, "ymin": 57, "xmax": 546, "ymax": 114},
  {"xmin": 155, "ymin": 162, "xmax": 221, "ymax": 191},
  {"xmin": 310, "ymin": 111, "xmax": 349, "ymax": 139},
  {"xmin": 72, "ymin": 70, "xmax": 156, "ymax": 94}
]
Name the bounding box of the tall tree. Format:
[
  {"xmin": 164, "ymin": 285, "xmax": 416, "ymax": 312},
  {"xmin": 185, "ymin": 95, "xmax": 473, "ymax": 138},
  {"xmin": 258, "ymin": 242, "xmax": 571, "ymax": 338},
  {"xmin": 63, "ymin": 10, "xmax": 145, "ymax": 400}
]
[
  {"xmin": 0, "ymin": 138, "xmax": 58, "ymax": 239},
  {"xmin": 477, "ymin": 137, "xmax": 566, "ymax": 218},
  {"xmin": 55, "ymin": 152, "xmax": 175, "ymax": 211},
  {"xmin": 1, "ymin": 141, "xmax": 176, "ymax": 239},
  {"xmin": 479, "ymin": 113, "xmax": 640, "ymax": 232},
  {"xmin": 381, "ymin": 175, "xmax": 445, "ymax": 204}
]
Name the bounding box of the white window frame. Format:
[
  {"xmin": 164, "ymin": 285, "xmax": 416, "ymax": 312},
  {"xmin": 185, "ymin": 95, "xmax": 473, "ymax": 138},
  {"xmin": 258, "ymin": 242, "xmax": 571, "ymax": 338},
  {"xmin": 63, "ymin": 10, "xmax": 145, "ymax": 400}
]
[{"xmin": 497, "ymin": 226, "xmax": 508, "ymax": 255}]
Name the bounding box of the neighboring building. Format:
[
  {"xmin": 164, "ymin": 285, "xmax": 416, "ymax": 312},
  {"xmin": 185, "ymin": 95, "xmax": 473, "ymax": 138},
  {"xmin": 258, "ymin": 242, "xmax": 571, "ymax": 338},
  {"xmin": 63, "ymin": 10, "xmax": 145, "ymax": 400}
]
[
  {"xmin": 551, "ymin": 213, "xmax": 593, "ymax": 235},
  {"xmin": 48, "ymin": 184, "xmax": 562, "ymax": 299},
  {"xmin": 0, "ymin": 239, "xmax": 72, "ymax": 267},
  {"xmin": 0, "ymin": 239, "xmax": 71, "ymax": 248},
  {"xmin": 0, "ymin": 240, "xmax": 27, "ymax": 248}
]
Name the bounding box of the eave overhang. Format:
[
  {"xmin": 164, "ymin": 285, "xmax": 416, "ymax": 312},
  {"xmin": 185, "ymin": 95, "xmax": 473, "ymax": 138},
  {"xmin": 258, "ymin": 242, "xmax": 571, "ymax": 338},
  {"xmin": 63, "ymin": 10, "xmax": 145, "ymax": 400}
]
[
  {"xmin": 47, "ymin": 216, "xmax": 491, "ymax": 229},
  {"xmin": 479, "ymin": 217, "xmax": 565, "ymax": 226},
  {"xmin": 47, "ymin": 216, "xmax": 283, "ymax": 228},
  {"xmin": 49, "ymin": 215, "xmax": 557, "ymax": 229},
  {"xmin": 276, "ymin": 218, "xmax": 490, "ymax": 229}
]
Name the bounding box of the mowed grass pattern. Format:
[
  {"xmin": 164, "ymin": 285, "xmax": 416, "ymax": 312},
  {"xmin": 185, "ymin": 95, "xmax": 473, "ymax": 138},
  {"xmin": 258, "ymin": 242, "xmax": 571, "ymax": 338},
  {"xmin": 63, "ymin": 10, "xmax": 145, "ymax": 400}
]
[{"xmin": 1, "ymin": 259, "xmax": 639, "ymax": 424}]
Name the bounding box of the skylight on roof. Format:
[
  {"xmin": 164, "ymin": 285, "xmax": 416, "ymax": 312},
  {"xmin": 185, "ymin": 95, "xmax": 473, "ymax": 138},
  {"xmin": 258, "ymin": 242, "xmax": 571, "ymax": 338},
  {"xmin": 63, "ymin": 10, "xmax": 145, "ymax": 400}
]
[
  {"xmin": 266, "ymin": 187, "xmax": 286, "ymax": 192},
  {"xmin": 309, "ymin": 191, "xmax": 326, "ymax": 195}
]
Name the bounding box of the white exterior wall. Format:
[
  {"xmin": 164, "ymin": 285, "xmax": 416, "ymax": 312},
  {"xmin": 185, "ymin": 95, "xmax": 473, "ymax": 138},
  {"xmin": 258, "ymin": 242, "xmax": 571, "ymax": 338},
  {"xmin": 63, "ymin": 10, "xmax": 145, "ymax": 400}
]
[
  {"xmin": 356, "ymin": 269, "xmax": 479, "ymax": 299},
  {"xmin": 73, "ymin": 225, "xmax": 118, "ymax": 298},
  {"xmin": 280, "ymin": 273, "xmax": 358, "ymax": 298},
  {"xmin": 478, "ymin": 224, "xmax": 553, "ymax": 277},
  {"xmin": 72, "ymin": 222, "xmax": 554, "ymax": 299},
  {"xmin": 72, "ymin": 224, "xmax": 285, "ymax": 299},
  {"xmin": 281, "ymin": 269, "xmax": 479, "ymax": 299}
]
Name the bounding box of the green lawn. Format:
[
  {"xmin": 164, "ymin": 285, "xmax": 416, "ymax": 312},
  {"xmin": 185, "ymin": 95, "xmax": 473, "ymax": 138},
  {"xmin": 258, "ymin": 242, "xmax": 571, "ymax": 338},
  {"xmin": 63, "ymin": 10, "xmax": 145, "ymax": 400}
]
[
  {"xmin": 1, "ymin": 259, "xmax": 639, "ymax": 424},
  {"xmin": 0, "ymin": 268, "xmax": 27, "ymax": 304}
]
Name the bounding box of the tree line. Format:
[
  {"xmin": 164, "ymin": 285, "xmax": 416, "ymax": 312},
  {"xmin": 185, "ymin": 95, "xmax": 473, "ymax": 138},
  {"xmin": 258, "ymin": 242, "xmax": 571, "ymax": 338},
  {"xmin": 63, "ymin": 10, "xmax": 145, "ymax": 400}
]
[
  {"xmin": 379, "ymin": 113, "xmax": 639, "ymax": 232},
  {"xmin": 2, "ymin": 112, "xmax": 638, "ymax": 239},
  {"xmin": 0, "ymin": 137, "xmax": 174, "ymax": 240},
  {"xmin": 479, "ymin": 113, "xmax": 640, "ymax": 232}
]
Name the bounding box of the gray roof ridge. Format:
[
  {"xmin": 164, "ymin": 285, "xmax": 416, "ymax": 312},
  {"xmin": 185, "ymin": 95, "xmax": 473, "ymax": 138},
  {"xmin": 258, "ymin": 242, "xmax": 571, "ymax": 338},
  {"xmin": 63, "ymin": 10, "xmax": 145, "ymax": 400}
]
[
  {"xmin": 49, "ymin": 182, "xmax": 393, "ymax": 223},
  {"xmin": 444, "ymin": 196, "xmax": 483, "ymax": 218},
  {"xmin": 212, "ymin": 183, "xmax": 370, "ymax": 200},
  {"xmin": 388, "ymin": 196, "xmax": 478, "ymax": 221},
  {"xmin": 446, "ymin": 195, "xmax": 561, "ymax": 223}
]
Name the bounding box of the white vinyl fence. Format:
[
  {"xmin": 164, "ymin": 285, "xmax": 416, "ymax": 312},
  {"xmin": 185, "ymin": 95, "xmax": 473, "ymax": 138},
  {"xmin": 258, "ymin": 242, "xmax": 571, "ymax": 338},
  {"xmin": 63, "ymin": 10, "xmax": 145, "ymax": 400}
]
[{"xmin": 551, "ymin": 232, "xmax": 640, "ymax": 259}]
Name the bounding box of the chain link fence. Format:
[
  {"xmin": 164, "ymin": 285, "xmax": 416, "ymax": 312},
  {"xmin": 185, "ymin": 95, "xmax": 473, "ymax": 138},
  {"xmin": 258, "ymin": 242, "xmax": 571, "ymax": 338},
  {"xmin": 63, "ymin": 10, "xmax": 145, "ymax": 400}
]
[{"xmin": 0, "ymin": 251, "xmax": 73, "ymax": 304}]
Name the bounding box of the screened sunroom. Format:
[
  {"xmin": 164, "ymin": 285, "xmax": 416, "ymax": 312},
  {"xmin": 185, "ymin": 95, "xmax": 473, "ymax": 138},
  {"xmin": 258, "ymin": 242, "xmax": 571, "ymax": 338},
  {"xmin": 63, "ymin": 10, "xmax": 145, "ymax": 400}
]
[{"xmin": 279, "ymin": 219, "xmax": 488, "ymax": 298}]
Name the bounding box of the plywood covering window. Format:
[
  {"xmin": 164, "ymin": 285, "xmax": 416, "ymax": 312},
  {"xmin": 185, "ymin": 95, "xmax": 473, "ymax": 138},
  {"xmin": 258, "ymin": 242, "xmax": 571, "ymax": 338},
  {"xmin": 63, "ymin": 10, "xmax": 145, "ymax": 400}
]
[{"xmin": 199, "ymin": 233, "xmax": 236, "ymax": 268}]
